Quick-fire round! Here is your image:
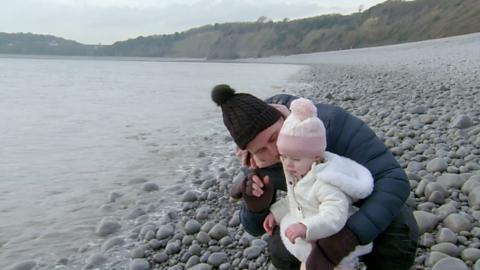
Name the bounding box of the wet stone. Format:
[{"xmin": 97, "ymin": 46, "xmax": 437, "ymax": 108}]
[
  {"xmin": 431, "ymin": 257, "xmax": 468, "ymax": 270},
  {"xmin": 10, "ymin": 261, "xmax": 37, "ymax": 270},
  {"xmin": 129, "ymin": 259, "xmax": 150, "ymax": 270},
  {"xmin": 95, "ymin": 219, "xmax": 122, "ymax": 237},
  {"xmin": 141, "ymin": 182, "xmax": 159, "ymax": 192},
  {"xmin": 156, "ymin": 225, "xmax": 174, "ymax": 240},
  {"xmin": 87, "ymin": 253, "xmax": 109, "ymax": 267}
]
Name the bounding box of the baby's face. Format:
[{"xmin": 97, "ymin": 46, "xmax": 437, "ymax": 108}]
[{"xmin": 281, "ymin": 156, "xmax": 316, "ymax": 178}]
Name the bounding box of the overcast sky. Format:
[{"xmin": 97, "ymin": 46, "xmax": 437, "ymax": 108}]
[{"xmin": 1, "ymin": 0, "xmax": 387, "ymax": 45}]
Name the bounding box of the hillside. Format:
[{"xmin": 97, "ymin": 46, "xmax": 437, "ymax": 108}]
[
  {"xmin": 94, "ymin": 0, "xmax": 480, "ymax": 59},
  {"xmin": 2, "ymin": 0, "xmax": 479, "ymax": 59},
  {"xmin": 0, "ymin": 33, "xmax": 96, "ymax": 56}
]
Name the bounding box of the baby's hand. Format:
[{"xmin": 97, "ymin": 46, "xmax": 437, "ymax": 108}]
[
  {"xmin": 263, "ymin": 212, "xmax": 276, "ymax": 235},
  {"xmin": 285, "ymin": 223, "xmax": 307, "ymax": 244}
]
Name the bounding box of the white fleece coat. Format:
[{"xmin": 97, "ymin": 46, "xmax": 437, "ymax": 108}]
[{"xmin": 269, "ymin": 151, "xmax": 374, "ymax": 265}]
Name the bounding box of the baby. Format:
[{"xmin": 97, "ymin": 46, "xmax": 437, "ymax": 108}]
[{"xmin": 263, "ymin": 98, "xmax": 374, "ymax": 270}]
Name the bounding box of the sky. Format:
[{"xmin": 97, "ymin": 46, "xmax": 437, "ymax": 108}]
[{"xmin": 1, "ymin": 0, "xmax": 387, "ymax": 45}]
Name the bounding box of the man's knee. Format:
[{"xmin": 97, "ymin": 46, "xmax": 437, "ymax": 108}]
[
  {"xmin": 363, "ymin": 205, "xmax": 419, "ymax": 270},
  {"xmin": 267, "ymin": 226, "xmax": 301, "ymax": 270}
]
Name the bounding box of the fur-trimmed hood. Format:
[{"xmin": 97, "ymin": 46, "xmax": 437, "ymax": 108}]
[{"xmin": 312, "ymin": 151, "xmax": 374, "ymax": 201}]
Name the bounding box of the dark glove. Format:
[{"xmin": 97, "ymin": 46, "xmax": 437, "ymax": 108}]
[
  {"xmin": 229, "ymin": 167, "xmax": 274, "ymax": 213},
  {"xmin": 306, "ymin": 226, "xmax": 360, "ymax": 270}
]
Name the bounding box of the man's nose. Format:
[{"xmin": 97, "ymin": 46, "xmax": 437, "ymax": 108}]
[{"xmin": 268, "ymin": 143, "xmax": 279, "ymax": 156}]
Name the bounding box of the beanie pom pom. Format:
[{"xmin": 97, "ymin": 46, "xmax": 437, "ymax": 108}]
[
  {"xmin": 211, "ymin": 84, "xmax": 235, "ymax": 106},
  {"xmin": 290, "ymin": 98, "xmax": 317, "ymax": 120}
]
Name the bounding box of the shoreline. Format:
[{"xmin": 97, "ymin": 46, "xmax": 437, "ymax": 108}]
[{"xmin": 8, "ymin": 32, "xmax": 480, "ymax": 270}]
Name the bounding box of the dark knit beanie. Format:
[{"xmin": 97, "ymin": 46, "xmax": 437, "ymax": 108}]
[{"xmin": 211, "ymin": 84, "xmax": 282, "ymax": 150}]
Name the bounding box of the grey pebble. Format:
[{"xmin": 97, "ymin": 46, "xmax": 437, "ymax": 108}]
[
  {"xmin": 461, "ymin": 248, "xmax": 480, "ymax": 262},
  {"xmin": 157, "ymin": 225, "xmax": 174, "ymax": 240},
  {"xmin": 122, "ymin": 208, "xmax": 147, "ymax": 220},
  {"xmin": 9, "ymin": 261, "xmax": 37, "ymax": 270},
  {"xmin": 185, "ymin": 219, "xmax": 201, "ymax": 235},
  {"xmin": 87, "ymin": 253, "xmax": 109, "ymax": 266},
  {"xmin": 189, "ymin": 244, "xmax": 202, "ymax": 256},
  {"xmin": 244, "ymin": 246, "xmax": 262, "ymax": 259},
  {"xmin": 148, "ymin": 239, "xmax": 161, "ymax": 250},
  {"xmin": 432, "ymin": 257, "xmax": 468, "ymax": 270},
  {"xmin": 165, "ymin": 242, "xmax": 181, "ymax": 255},
  {"xmin": 182, "ymin": 191, "xmax": 198, "ymax": 202},
  {"xmin": 185, "ymin": 256, "xmax": 201, "ymax": 268},
  {"xmin": 200, "ymin": 251, "xmax": 211, "ymax": 263},
  {"xmin": 101, "ymin": 236, "xmax": 124, "ymax": 252},
  {"xmin": 196, "ymin": 231, "xmax": 211, "ymax": 244},
  {"xmin": 139, "ymin": 224, "xmax": 156, "ymax": 236},
  {"xmin": 443, "ymin": 213, "xmax": 473, "ymax": 233},
  {"xmin": 208, "ymin": 224, "xmax": 228, "ymax": 240},
  {"xmin": 431, "ymin": 242, "xmax": 461, "ymax": 257},
  {"xmin": 181, "ymin": 252, "xmax": 194, "ymax": 263},
  {"xmin": 127, "ymin": 178, "xmax": 148, "ymax": 185},
  {"xmin": 153, "ymin": 252, "xmax": 168, "ymax": 263},
  {"xmin": 141, "ymin": 182, "xmax": 159, "ymax": 192},
  {"xmin": 129, "ymin": 259, "xmax": 151, "ymax": 270},
  {"xmin": 201, "ymin": 221, "xmax": 215, "ymax": 232},
  {"xmin": 145, "ymin": 230, "xmax": 156, "ymax": 241},
  {"xmin": 186, "ymin": 263, "xmax": 212, "ymax": 270},
  {"xmin": 207, "ymin": 252, "xmax": 227, "ymax": 267},
  {"xmin": 131, "ymin": 247, "xmax": 144, "ymax": 259},
  {"xmin": 95, "ymin": 219, "xmax": 122, "ymax": 237},
  {"xmin": 413, "ymin": 211, "xmax": 439, "ymax": 235}
]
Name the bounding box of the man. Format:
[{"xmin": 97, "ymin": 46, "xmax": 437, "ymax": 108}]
[{"xmin": 211, "ymin": 84, "xmax": 419, "ymax": 270}]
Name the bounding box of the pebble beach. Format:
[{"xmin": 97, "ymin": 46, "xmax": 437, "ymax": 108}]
[{"xmin": 8, "ymin": 32, "xmax": 480, "ymax": 270}]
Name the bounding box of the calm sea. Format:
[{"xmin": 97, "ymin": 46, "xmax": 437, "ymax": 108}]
[{"xmin": 0, "ymin": 57, "xmax": 305, "ymax": 268}]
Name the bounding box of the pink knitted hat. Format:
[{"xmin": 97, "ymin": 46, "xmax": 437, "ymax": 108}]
[{"xmin": 277, "ymin": 98, "xmax": 327, "ymax": 158}]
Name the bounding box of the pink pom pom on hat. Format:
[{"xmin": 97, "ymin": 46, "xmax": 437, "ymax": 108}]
[{"xmin": 277, "ymin": 98, "xmax": 327, "ymax": 158}]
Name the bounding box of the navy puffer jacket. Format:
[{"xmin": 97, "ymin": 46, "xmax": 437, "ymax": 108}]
[{"xmin": 239, "ymin": 94, "xmax": 410, "ymax": 245}]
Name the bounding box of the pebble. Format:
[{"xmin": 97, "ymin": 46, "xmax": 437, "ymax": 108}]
[
  {"xmin": 431, "ymin": 257, "xmax": 468, "ymax": 270},
  {"xmin": 185, "ymin": 219, "xmax": 201, "ymax": 235},
  {"xmin": 443, "ymin": 214, "xmax": 473, "ymax": 233},
  {"xmin": 141, "ymin": 182, "xmax": 159, "ymax": 192},
  {"xmin": 414, "ymin": 211, "xmax": 439, "ymax": 234},
  {"xmin": 86, "ymin": 253, "xmax": 108, "ymax": 266},
  {"xmin": 156, "ymin": 225, "xmax": 174, "ymax": 240},
  {"xmin": 208, "ymin": 224, "xmax": 228, "ymax": 240},
  {"xmin": 95, "ymin": 219, "xmax": 122, "ymax": 237},
  {"xmin": 101, "ymin": 236, "xmax": 125, "ymax": 252},
  {"xmin": 207, "ymin": 252, "xmax": 227, "ymax": 267},
  {"xmin": 244, "ymin": 246, "xmax": 262, "ymax": 259},
  {"xmin": 431, "ymin": 242, "xmax": 460, "ymax": 257},
  {"xmin": 9, "ymin": 261, "xmax": 37, "ymax": 270},
  {"xmin": 129, "ymin": 259, "xmax": 150, "ymax": 270},
  {"xmin": 461, "ymin": 248, "xmax": 480, "ymax": 262}
]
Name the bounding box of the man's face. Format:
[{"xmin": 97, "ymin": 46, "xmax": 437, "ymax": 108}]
[{"xmin": 246, "ymin": 118, "xmax": 284, "ymax": 163}]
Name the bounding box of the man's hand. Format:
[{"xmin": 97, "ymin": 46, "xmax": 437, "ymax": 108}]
[
  {"xmin": 245, "ymin": 159, "xmax": 270, "ymax": 197},
  {"xmin": 263, "ymin": 212, "xmax": 276, "ymax": 235},
  {"xmin": 285, "ymin": 223, "xmax": 307, "ymax": 244},
  {"xmin": 305, "ymin": 226, "xmax": 360, "ymax": 270},
  {"xmin": 229, "ymin": 158, "xmax": 274, "ymax": 213}
]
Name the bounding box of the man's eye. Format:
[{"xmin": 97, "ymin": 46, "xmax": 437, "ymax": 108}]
[{"xmin": 258, "ymin": 148, "xmax": 266, "ymax": 153}]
